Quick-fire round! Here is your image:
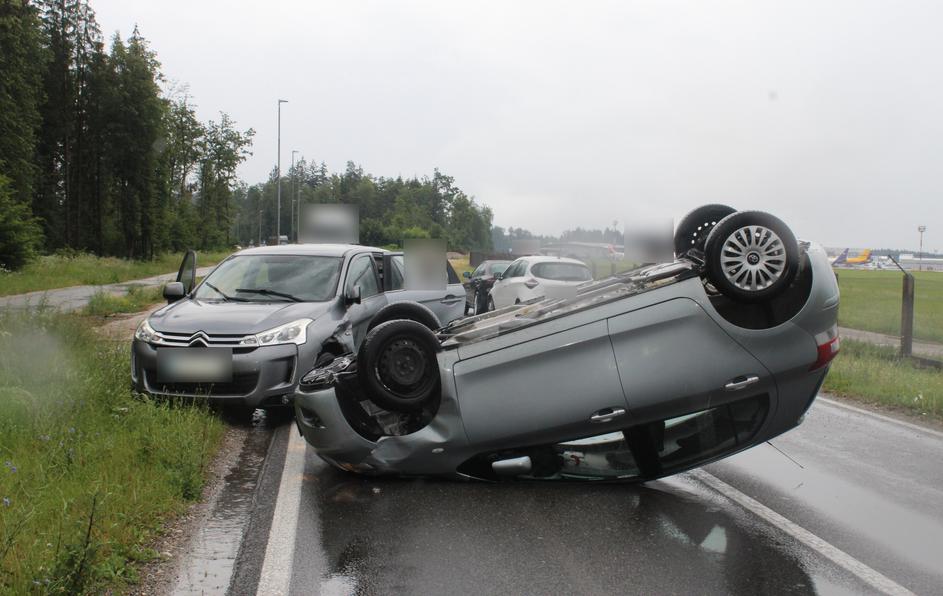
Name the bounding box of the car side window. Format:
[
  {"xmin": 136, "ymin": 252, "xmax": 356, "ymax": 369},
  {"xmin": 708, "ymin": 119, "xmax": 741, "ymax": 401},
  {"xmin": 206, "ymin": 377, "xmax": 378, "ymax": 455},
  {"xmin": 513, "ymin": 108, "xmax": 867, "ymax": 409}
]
[
  {"xmin": 390, "ymin": 255, "xmax": 405, "ymax": 291},
  {"xmin": 346, "ymin": 255, "xmax": 380, "ymax": 298},
  {"xmin": 472, "ymin": 264, "xmax": 485, "ymax": 278},
  {"xmin": 505, "ymin": 260, "xmax": 525, "ymax": 278},
  {"xmin": 447, "ymin": 262, "xmax": 461, "ymax": 284}
]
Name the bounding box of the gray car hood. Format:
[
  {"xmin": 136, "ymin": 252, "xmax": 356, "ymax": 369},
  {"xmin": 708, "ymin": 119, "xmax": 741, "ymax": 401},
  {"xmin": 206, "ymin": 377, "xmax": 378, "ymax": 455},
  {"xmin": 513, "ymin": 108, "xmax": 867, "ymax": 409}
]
[{"xmin": 149, "ymin": 298, "xmax": 335, "ymax": 335}]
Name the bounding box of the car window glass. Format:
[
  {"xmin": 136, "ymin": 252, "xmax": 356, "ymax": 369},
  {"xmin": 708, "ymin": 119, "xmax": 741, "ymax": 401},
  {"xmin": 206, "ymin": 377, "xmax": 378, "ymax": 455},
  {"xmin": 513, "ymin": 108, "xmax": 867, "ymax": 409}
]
[
  {"xmin": 390, "ymin": 256, "xmax": 405, "ymax": 290},
  {"xmin": 447, "ymin": 262, "xmax": 461, "ymax": 284},
  {"xmin": 194, "ymin": 255, "xmax": 342, "ymax": 302},
  {"xmin": 346, "ymin": 255, "xmax": 379, "ymax": 297},
  {"xmin": 472, "ymin": 264, "xmax": 485, "ymax": 277},
  {"xmin": 532, "ymin": 262, "xmax": 593, "ymax": 281},
  {"xmin": 491, "ymin": 262, "xmax": 510, "ymax": 276},
  {"xmin": 505, "ymin": 261, "xmax": 525, "ymax": 278}
]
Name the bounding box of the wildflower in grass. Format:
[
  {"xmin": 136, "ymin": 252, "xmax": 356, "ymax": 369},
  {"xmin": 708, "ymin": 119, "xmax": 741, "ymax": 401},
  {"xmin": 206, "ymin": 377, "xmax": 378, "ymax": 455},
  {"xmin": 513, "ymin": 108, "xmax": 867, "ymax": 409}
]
[
  {"xmin": 2, "ymin": 497, "xmax": 10, "ymax": 507},
  {"xmin": 4, "ymin": 461, "xmax": 15, "ymax": 473}
]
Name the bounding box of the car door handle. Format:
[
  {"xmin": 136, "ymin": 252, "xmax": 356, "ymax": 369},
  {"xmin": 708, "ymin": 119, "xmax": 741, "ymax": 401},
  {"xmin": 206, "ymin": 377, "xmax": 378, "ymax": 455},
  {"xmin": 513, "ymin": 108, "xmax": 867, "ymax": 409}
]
[
  {"xmin": 724, "ymin": 375, "xmax": 760, "ymax": 391},
  {"xmin": 440, "ymin": 295, "xmax": 462, "ymax": 305},
  {"xmin": 590, "ymin": 407, "xmax": 627, "ymax": 424}
]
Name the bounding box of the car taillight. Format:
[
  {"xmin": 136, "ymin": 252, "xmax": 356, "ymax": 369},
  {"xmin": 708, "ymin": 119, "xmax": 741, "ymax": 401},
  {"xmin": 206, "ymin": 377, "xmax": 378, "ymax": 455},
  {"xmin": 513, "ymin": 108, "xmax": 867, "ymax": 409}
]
[
  {"xmin": 810, "ymin": 328, "xmax": 840, "ymax": 370},
  {"xmin": 524, "ymin": 278, "xmax": 539, "ymax": 289}
]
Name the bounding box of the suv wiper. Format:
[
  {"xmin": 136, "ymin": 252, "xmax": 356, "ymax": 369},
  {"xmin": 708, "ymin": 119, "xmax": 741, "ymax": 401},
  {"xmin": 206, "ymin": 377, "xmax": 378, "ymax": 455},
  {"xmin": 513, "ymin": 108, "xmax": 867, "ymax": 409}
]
[
  {"xmin": 204, "ymin": 282, "xmax": 249, "ymax": 302},
  {"xmin": 235, "ymin": 288, "xmax": 303, "ymax": 302}
]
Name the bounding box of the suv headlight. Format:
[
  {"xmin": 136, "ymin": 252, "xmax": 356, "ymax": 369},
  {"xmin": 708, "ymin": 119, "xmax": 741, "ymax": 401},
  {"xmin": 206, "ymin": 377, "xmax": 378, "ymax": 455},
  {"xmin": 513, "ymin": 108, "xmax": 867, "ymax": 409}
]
[
  {"xmin": 135, "ymin": 319, "xmax": 158, "ymax": 343},
  {"xmin": 241, "ymin": 318, "xmax": 313, "ymax": 347}
]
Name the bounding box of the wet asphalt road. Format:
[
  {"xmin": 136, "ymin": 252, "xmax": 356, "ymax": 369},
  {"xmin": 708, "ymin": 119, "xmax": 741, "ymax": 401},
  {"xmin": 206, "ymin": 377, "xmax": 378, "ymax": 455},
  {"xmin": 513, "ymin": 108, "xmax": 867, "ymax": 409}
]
[{"xmin": 187, "ymin": 396, "xmax": 942, "ymax": 596}]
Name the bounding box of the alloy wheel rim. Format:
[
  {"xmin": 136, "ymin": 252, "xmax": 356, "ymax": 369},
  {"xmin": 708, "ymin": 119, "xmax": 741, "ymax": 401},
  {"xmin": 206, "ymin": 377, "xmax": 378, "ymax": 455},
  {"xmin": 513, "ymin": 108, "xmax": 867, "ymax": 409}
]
[{"xmin": 720, "ymin": 225, "xmax": 786, "ymax": 291}]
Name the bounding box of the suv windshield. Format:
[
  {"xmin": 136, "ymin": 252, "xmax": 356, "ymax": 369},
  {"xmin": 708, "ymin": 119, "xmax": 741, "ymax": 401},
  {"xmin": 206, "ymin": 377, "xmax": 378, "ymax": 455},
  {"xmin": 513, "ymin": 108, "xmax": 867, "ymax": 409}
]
[{"xmin": 194, "ymin": 255, "xmax": 342, "ymax": 302}]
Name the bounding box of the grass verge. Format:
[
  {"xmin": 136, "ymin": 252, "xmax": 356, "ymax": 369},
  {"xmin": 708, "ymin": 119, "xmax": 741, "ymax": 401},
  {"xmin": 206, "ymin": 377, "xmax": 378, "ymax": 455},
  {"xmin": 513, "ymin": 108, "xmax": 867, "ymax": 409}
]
[
  {"xmin": 83, "ymin": 286, "xmax": 165, "ymax": 317},
  {"xmin": 836, "ymin": 269, "xmax": 943, "ymax": 344},
  {"xmin": 0, "ymin": 251, "xmax": 231, "ymax": 297},
  {"xmin": 0, "ymin": 311, "xmax": 225, "ymax": 594},
  {"xmin": 823, "ymin": 339, "xmax": 942, "ymax": 419}
]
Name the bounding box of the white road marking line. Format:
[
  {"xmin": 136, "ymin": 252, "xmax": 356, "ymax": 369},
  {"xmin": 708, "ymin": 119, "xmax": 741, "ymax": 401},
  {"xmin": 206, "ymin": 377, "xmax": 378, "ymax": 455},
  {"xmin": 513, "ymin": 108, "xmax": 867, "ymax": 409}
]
[
  {"xmin": 257, "ymin": 429, "xmax": 307, "ymax": 595},
  {"xmin": 691, "ymin": 469, "xmax": 916, "ymax": 596},
  {"xmin": 818, "ymin": 395, "xmax": 943, "ymax": 440}
]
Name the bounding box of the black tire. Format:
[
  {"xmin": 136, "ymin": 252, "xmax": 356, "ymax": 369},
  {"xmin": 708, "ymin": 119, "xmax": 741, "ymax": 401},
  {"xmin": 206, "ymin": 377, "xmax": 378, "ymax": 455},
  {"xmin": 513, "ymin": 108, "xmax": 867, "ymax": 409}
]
[
  {"xmin": 368, "ymin": 301, "xmax": 441, "ymax": 332},
  {"xmin": 358, "ymin": 319, "xmax": 441, "ymax": 413},
  {"xmin": 674, "ymin": 204, "xmax": 737, "ymax": 258},
  {"xmin": 704, "ymin": 210, "xmax": 799, "ymax": 303}
]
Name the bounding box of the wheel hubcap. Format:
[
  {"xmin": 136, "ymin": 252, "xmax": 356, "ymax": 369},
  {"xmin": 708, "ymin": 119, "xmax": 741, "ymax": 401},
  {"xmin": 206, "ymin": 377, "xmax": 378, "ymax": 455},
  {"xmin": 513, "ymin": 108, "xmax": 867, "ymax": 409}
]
[{"xmin": 720, "ymin": 225, "xmax": 786, "ymax": 291}]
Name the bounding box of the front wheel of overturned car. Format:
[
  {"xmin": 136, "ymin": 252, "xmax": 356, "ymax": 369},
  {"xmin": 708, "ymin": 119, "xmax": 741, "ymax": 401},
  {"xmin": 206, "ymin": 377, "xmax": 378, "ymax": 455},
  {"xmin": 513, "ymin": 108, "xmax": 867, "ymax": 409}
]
[
  {"xmin": 704, "ymin": 210, "xmax": 799, "ymax": 303},
  {"xmin": 358, "ymin": 319, "xmax": 441, "ymax": 413}
]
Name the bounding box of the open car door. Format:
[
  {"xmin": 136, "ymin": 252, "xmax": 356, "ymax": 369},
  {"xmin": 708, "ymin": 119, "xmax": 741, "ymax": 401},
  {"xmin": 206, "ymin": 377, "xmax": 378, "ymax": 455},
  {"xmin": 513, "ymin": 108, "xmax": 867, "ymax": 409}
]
[{"xmin": 176, "ymin": 249, "xmax": 197, "ymax": 294}]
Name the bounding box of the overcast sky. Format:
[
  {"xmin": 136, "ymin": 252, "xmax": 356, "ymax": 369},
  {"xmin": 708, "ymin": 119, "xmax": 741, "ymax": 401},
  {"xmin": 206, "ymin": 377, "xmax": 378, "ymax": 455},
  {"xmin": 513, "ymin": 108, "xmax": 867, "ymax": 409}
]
[{"xmin": 92, "ymin": 0, "xmax": 942, "ymax": 251}]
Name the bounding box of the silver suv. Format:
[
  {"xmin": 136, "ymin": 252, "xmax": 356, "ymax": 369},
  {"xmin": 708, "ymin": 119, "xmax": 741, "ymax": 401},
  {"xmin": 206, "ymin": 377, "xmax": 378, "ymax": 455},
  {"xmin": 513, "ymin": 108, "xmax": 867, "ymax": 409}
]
[{"xmin": 131, "ymin": 244, "xmax": 466, "ymax": 409}]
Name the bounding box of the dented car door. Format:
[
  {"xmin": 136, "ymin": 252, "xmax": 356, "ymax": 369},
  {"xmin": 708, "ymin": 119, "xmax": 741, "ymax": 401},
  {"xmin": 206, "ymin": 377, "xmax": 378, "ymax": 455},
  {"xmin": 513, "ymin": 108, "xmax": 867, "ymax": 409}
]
[{"xmin": 452, "ymin": 319, "xmax": 630, "ymax": 449}]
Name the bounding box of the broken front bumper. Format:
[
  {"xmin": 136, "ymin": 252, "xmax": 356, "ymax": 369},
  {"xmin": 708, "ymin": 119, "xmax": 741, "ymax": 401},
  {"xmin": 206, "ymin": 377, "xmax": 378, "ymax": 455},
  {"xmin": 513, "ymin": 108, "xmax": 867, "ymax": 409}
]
[{"xmin": 294, "ymin": 387, "xmax": 379, "ymax": 473}]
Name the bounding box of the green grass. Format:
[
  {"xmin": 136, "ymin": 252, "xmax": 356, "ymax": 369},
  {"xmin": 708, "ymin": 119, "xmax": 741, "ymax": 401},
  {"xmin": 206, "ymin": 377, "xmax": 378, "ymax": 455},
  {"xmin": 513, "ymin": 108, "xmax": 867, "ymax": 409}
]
[
  {"xmin": 0, "ymin": 251, "xmax": 231, "ymax": 297},
  {"xmin": 823, "ymin": 339, "xmax": 942, "ymax": 418},
  {"xmin": 83, "ymin": 286, "xmax": 165, "ymax": 317},
  {"xmin": 836, "ymin": 269, "xmax": 943, "ymax": 343},
  {"xmin": 0, "ymin": 311, "xmax": 225, "ymax": 594}
]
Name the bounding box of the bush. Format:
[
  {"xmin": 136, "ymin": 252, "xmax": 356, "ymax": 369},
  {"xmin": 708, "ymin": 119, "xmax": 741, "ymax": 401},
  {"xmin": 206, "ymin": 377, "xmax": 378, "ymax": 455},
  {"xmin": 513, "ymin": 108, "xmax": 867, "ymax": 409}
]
[{"xmin": 0, "ymin": 174, "xmax": 43, "ymax": 271}]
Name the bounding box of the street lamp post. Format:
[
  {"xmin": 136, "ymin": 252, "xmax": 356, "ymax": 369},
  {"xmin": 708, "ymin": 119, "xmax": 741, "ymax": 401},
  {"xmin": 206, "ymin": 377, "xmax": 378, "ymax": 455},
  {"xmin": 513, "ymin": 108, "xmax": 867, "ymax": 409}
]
[
  {"xmin": 291, "ymin": 150, "xmax": 299, "ymax": 243},
  {"xmin": 276, "ymin": 99, "xmax": 288, "ymax": 244},
  {"xmin": 918, "ymin": 225, "xmax": 927, "ymax": 271}
]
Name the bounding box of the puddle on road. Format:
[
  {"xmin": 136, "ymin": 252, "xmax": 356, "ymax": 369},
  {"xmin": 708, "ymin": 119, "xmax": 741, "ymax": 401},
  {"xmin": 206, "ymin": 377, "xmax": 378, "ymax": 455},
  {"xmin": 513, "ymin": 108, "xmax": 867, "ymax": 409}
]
[{"xmin": 172, "ymin": 409, "xmax": 275, "ymax": 596}]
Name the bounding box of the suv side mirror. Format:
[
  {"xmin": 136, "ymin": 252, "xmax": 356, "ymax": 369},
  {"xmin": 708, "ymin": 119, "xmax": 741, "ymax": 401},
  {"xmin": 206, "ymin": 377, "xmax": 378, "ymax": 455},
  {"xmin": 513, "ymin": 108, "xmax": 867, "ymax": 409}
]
[
  {"xmin": 493, "ymin": 272, "xmax": 503, "ymax": 281},
  {"xmin": 345, "ymin": 284, "xmax": 362, "ymax": 305},
  {"xmin": 462, "ymin": 270, "xmax": 472, "ymax": 279},
  {"xmin": 163, "ymin": 282, "xmax": 185, "ymax": 303}
]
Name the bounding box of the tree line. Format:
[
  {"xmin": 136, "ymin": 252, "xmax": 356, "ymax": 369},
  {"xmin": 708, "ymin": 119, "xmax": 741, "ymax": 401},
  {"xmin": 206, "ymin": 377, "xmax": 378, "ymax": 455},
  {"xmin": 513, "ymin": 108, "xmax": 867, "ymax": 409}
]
[
  {"xmin": 0, "ymin": 0, "xmax": 255, "ymax": 270},
  {"xmin": 233, "ymin": 161, "xmax": 493, "ymax": 252},
  {"xmin": 0, "ymin": 0, "xmax": 497, "ymax": 272}
]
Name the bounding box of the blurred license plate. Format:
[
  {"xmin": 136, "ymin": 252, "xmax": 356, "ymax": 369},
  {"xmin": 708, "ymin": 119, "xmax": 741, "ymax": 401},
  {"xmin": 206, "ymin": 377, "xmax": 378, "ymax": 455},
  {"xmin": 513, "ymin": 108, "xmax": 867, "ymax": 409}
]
[{"xmin": 157, "ymin": 348, "xmax": 232, "ymax": 383}]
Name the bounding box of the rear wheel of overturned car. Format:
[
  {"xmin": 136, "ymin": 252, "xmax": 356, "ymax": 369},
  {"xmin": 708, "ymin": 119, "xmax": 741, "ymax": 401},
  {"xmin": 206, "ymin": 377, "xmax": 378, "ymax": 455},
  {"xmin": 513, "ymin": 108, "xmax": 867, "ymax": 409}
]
[
  {"xmin": 358, "ymin": 319, "xmax": 441, "ymax": 413},
  {"xmin": 674, "ymin": 204, "xmax": 737, "ymax": 258},
  {"xmin": 704, "ymin": 210, "xmax": 799, "ymax": 303}
]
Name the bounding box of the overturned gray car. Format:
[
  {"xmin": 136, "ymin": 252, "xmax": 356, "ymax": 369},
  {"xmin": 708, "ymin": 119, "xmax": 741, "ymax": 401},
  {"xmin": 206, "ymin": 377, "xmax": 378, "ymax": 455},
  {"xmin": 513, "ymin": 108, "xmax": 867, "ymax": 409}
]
[{"xmin": 293, "ymin": 207, "xmax": 841, "ymax": 481}]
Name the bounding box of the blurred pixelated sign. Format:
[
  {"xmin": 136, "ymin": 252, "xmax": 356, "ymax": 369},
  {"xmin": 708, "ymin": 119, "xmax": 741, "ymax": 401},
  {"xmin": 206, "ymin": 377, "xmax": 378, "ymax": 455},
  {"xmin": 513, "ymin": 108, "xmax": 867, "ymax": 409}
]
[
  {"xmin": 404, "ymin": 238, "xmax": 446, "ymax": 290},
  {"xmin": 300, "ymin": 204, "xmax": 359, "ymax": 244},
  {"xmin": 511, "ymin": 239, "xmax": 541, "ymax": 256}
]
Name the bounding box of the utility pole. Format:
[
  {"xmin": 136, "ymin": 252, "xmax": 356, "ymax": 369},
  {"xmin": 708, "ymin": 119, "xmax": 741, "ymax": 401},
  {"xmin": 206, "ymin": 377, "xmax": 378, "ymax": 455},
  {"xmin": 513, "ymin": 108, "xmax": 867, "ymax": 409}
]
[
  {"xmin": 277, "ymin": 99, "xmax": 288, "ymax": 243},
  {"xmin": 291, "ymin": 149, "xmax": 299, "ymax": 243},
  {"xmin": 918, "ymin": 225, "xmax": 927, "ymax": 271}
]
